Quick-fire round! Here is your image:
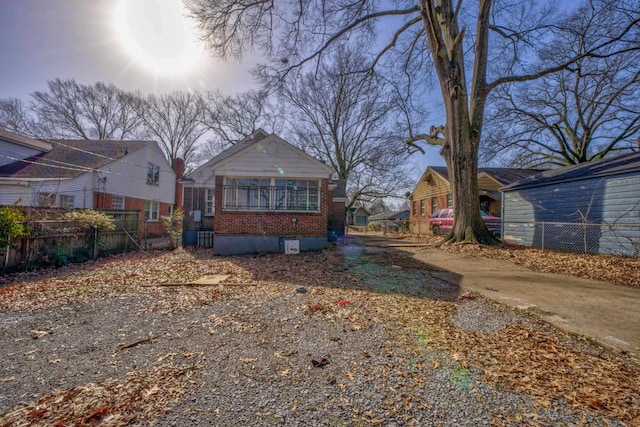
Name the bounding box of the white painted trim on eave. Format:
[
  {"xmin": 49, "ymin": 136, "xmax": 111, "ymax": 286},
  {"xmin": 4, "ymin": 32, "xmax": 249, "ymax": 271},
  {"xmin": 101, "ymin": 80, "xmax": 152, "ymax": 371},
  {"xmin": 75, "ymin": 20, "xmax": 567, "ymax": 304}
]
[{"xmin": 212, "ymin": 134, "xmax": 333, "ymax": 175}]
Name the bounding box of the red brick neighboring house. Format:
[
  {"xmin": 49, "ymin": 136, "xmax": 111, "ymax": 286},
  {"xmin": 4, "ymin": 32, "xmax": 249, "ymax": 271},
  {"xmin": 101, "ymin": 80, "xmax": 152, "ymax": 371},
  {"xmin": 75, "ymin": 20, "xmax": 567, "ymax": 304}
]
[{"xmin": 181, "ymin": 130, "xmax": 336, "ymax": 255}]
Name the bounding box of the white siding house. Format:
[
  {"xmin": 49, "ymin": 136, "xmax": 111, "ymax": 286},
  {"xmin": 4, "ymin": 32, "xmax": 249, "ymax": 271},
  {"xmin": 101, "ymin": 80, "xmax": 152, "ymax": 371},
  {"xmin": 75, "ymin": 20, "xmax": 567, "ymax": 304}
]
[{"xmin": 0, "ymin": 129, "xmax": 176, "ymax": 237}]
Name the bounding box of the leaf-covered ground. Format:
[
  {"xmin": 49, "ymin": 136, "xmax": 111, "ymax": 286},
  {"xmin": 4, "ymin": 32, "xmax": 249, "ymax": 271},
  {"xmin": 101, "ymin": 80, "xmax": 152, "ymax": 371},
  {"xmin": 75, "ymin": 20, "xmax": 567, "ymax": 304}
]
[
  {"xmin": 0, "ymin": 243, "xmax": 638, "ymax": 425},
  {"xmin": 402, "ymin": 234, "xmax": 640, "ymax": 288}
]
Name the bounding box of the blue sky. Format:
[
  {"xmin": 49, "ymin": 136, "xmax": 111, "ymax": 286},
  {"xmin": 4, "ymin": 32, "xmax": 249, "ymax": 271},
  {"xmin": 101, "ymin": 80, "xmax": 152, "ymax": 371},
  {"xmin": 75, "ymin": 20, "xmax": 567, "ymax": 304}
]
[{"xmin": 0, "ymin": 0, "xmax": 445, "ymax": 175}]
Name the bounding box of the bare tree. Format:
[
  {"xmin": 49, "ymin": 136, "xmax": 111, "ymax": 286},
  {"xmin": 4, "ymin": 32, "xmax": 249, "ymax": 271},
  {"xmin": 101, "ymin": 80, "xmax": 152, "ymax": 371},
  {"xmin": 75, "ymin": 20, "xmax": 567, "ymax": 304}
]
[
  {"xmin": 79, "ymin": 83, "xmax": 144, "ymax": 140},
  {"xmin": 280, "ymin": 46, "xmax": 414, "ymax": 206},
  {"xmin": 188, "ymin": 0, "xmax": 640, "ymax": 244},
  {"xmin": 137, "ymin": 91, "xmax": 208, "ymax": 167},
  {"xmin": 28, "ymin": 79, "xmax": 142, "ymax": 140},
  {"xmin": 0, "ymin": 79, "xmax": 143, "ymax": 140},
  {"xmin": 0, "ymin": 98, "xmax": 35, "ymax": 136},
  {"xmin": 200, "ymin": 89, "xmax": 284, "ymax": 156},
  {"xmin": 483, "ymin": 5, "xmax": 640, "ymax": 167}
]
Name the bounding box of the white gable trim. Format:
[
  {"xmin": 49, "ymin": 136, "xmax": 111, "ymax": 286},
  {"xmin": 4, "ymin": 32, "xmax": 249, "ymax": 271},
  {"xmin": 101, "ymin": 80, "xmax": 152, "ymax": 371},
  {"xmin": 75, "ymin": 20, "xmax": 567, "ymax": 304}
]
[{"xmin": 212, "ymin": 134, "xmax": 333, "ymax": 175}]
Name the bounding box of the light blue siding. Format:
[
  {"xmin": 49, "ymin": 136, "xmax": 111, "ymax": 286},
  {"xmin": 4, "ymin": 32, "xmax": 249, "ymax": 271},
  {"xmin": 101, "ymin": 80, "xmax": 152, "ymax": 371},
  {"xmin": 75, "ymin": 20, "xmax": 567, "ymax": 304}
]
[{"xmin": 503, "ymin": 172, "xmax": 640, "ymax": 256}]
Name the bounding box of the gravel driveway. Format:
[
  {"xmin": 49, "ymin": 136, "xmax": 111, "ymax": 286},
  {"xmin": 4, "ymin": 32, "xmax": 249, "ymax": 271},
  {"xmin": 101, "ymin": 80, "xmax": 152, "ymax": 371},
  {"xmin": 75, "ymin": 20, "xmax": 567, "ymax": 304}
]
[{"xmin": 0, "ymin": 242, "xmax": 637, "ymax": 426}]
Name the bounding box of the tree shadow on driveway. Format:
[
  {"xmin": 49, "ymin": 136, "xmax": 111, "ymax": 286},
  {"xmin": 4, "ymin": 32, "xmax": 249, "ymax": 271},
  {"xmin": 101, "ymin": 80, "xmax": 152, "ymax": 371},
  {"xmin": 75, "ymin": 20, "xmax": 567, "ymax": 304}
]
[
  {"xmin": 337, "ymin": 234, "xmax": 462, "ymax": 301},
  {"xmin": 219, "ymin": 233, "xmax": 462, "ymax": 302}
]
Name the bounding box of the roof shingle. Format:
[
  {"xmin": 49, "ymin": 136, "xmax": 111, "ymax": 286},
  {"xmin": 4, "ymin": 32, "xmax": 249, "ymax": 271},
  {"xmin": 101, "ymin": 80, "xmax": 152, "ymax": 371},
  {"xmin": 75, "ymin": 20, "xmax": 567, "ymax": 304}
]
[{"xmin": 0, "ymin": 140, "xmax": 150, "ymax": 179}]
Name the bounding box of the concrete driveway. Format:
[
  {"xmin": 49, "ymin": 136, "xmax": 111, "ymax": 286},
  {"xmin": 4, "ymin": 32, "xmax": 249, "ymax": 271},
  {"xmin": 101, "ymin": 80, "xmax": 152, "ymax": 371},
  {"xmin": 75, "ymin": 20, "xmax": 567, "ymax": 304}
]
[{"xmin": 352, "ymin": 234, "xmax": 640, "ymax": 359}]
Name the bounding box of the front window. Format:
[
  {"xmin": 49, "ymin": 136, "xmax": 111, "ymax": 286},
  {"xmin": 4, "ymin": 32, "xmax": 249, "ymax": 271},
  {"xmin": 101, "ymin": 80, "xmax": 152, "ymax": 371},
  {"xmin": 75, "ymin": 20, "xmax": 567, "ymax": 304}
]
[
  {"xmin": 412, "ymin": 200, "xmax": 417, "ymax": 216},
  {"xmin": 420, "ymin": 199, "xmax": 426, "ymax": 216},
  {"xmin": 112, "ymin": 195, "xmax": 124, "ymax": 210},
  {"xmin": 205, "ymin": 188, "xmax": 215, "ymax": 215},
  {"xmin": 147, "ymin": 162, "xmax": 160, "ymax": 185},
  {"xmin": 275, "ymin": 179, "xmax": 319, "ymax": 211},
  {"xmin": 144, "ymin": 201, "xmax": 159, "ymax": 221},
  {"xmin": 59, "ymin": 195, "xmax": 74, "ymax": 209},
  {"xmin": 431, "ymin": 197, "xmax": 437, "ymax": 214},
  {"xmin": 223, "ymin": 177, "xmax": 320, "ymax": 211}
]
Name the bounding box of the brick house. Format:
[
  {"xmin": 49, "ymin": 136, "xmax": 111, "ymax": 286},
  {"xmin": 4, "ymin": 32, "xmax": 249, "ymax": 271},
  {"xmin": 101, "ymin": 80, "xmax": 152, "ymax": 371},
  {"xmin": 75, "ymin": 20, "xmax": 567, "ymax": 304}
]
[
  {"xmin": 0, "ymin": 128, "xmax": 176, "ymax": 237},
  {"xmin": 409, "ymin": 166, "xmax": 540, "ymax": 235},
  {"xmin": 181, "ymin": 130, "xmax": 336, "ymax": 255}
]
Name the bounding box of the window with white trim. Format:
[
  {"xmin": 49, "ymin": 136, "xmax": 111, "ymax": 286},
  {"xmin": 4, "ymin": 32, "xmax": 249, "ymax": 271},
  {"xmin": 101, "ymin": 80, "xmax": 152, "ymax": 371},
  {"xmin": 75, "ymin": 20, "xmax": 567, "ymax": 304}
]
[
  {"xmin": 112, "ymin": 195, "xmax": 124, "ymax": 210},
  {"xmin": 59, "ymin": 195, "xmax": 74, "ymax": 209},
  {"xmin": 144, "ymin": 201, "xmax": 159, "ymax": 221},
  {"xmin": 420, "ymin": 199, "xmax": 426, "ymax": 216},
  {"xmin": 205, "ymin": 188, "xmax": 215, "ymax": 215},
  {"xmin": 223, "ymin": 177, "xmax": 320, "ymax": 211},
  {"xmin": 147, "ymin": 162, "xmax": 160, "ymax": 185}
]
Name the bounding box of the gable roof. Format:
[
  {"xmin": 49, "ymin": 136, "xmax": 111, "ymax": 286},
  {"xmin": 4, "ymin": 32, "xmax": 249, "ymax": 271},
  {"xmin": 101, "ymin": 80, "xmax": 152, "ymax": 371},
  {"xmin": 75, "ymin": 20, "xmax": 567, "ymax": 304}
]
[
  {"xmin": 419, "ymin": 166, "xmax": 540, "ymax": 186},
  {"xmin": 478, "ymin": 168, "xmax": 542, "ymax": 186},
  {"xmin": 0, "ymin": 128, "xmax": 52, "ymax": 152},
  {"xmin": 0, "ymin": 139, "xmax": 150, "ymax": 180},
  {"xmin": 191, "ymin": 129, "xmax": 332, "ymax": 176},
  {"xmin": 369, "ymin": 210, "xmax": 410, "ymax": 221},
  {"xmin": 200, "ymin": 129, "xmax": 271, "ymax": 169},
  {"xmin": 424, "ymin": 166, "xmax": 448, "ymax": 181},
  {"xmin": 503, "ymin": 151, "xmax": 640, "ymax": 191},
  {"xmin": 348, "ymin": 206, "xmax": 369, "ymax": 215}
]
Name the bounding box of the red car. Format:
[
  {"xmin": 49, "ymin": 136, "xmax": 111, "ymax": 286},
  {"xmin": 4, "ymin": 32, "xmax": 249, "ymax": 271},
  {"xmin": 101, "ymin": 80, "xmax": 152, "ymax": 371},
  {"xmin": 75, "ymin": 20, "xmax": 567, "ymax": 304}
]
[{"xmin": 429, "ymin": 208, "xmax": 501, "ymax": 237}]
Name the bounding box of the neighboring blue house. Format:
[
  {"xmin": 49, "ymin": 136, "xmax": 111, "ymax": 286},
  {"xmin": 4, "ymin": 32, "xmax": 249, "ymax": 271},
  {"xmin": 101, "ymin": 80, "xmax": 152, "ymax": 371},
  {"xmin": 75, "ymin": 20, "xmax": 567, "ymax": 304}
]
[{"xmin": 501, "ymin": 152, "xmax": 640, "ymax": 256}]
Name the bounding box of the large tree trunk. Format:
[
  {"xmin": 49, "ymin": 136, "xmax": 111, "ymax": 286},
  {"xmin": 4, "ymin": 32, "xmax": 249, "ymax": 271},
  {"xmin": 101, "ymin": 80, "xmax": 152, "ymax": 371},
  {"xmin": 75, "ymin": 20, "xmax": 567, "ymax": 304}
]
[
  {"xmin": 421, "ymin": 0, "xmax": 499, "ymax": 245},
  {"xmin": 439, "ymin": 88, "xmax": 499, "ymax": 245},
  {"xmin": 448, "ymin": 132, "xmax": 498, "ymax": 244}
]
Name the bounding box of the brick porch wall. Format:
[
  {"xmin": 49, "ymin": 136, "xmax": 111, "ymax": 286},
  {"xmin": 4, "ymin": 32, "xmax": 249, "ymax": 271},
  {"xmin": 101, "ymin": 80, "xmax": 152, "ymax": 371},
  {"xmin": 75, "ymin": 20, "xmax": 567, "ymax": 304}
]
[
  {"xmin": 213, "ymin": 176, "xmax": 329, "ymax": 237},
  {"xmin": 93, "ymin": 193, "xmax": 170, "ymax": 237}
]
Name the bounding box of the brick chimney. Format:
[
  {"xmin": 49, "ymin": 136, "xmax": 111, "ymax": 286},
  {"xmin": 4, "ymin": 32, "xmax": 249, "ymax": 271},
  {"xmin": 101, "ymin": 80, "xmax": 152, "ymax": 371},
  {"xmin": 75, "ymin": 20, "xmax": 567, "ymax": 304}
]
[{"xmin": 173, "ymin": 158, "xmax": 185, "ymax": 210}]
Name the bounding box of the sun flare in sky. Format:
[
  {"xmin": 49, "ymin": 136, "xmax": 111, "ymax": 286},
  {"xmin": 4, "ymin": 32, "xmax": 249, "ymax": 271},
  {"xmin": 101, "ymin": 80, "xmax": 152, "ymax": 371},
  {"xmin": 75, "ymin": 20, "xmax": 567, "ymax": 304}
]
[{"xmin": 112, "ymin": 0, "xmax": 204, "ymax": 77}]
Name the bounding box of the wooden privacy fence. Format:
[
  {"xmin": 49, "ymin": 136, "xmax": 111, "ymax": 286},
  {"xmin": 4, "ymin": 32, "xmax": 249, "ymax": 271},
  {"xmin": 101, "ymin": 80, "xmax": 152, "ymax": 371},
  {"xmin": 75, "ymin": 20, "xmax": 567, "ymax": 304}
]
[
  {"xmin": 2, "ymin": 210, "xmax": 140, "ymax": 273},
  {"xmin": 409, "ymin": 220, "xmax": 431, "ymax": 235}
]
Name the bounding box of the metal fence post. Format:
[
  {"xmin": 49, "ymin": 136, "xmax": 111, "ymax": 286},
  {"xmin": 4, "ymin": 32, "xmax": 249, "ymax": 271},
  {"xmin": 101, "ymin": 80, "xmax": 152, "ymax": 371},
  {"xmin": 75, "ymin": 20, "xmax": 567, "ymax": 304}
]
[{"xmin": 93, "ymin": 226, "xmax": 98, "ymax": 260}]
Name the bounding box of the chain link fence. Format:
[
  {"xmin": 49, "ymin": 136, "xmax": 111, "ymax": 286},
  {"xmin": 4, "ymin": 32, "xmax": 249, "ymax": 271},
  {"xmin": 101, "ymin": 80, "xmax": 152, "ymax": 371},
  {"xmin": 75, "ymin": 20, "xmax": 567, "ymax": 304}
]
[{"xmin": 502, "ymin": 221, "xmax": 640, "ymax": 257}]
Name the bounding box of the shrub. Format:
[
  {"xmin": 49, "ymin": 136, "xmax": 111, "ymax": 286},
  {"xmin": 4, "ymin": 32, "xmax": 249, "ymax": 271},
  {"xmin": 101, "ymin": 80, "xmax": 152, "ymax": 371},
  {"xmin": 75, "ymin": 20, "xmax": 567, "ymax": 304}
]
[
  {"xmin": 63, "ymin": 210, "xmax": 115, "ymax": 231},
  {"xmin": 0, "ymin": 204, "xmax": 28, "ymax": 250},
  {"xmin": 0, "ymin": 203, "xmax": 29, "ymax": 275},
  {"xmin": 48, "ymin": 248, "xmax": 68, "ymax": 268},
  {"xmin": 161, "ymin": 208, "xmax": 183, "ymax": 249}
]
